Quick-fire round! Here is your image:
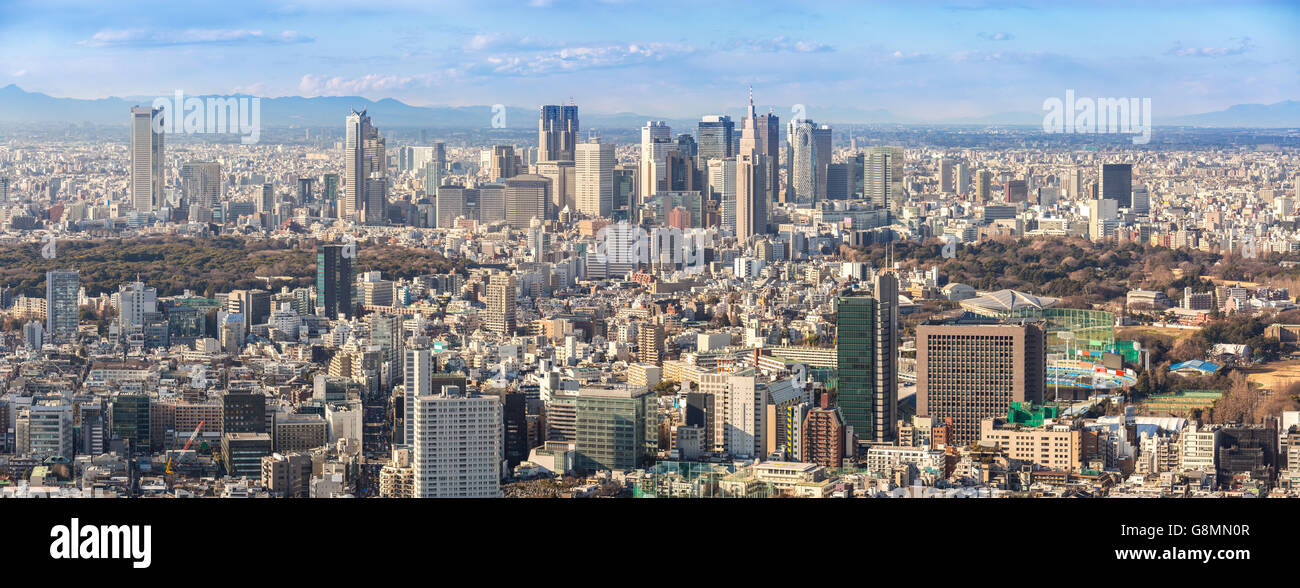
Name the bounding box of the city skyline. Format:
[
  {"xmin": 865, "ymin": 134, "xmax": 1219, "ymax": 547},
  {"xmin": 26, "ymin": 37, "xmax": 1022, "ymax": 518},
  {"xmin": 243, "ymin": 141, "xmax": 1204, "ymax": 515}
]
[{"xmin": 0, "ymin": 0, "xmax": 1297, "ymax": 122}]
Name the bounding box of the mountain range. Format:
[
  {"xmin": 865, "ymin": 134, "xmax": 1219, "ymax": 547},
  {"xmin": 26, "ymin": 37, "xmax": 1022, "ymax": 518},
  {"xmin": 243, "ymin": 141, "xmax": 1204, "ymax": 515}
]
[{"xmin": 0, "ymin": 84, "xmax": 1296, "ymax": 129}]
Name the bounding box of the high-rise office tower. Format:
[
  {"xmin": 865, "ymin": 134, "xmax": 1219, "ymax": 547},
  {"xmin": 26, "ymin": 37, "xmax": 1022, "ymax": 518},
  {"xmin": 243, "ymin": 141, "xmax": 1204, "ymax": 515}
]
[
  {"xmin": 787, "ymin": 119, "xmax": 832, "ymax": 204},
  {"xmin": 323, "ymin": 174, "xmax": 340, "ymax": 214},
  {"xmin": 864, "ymin": 146, "xmax": 904, "ymax": 210},
  {"xmin": 736, "ymin": 92, "xmax": 769, "ymax": 243},
  {"xmin": 740, "ymin": 89, "xmax": 780, "ymax": 205},
  {"xmin": 538, "ymin": 104, "xmax": 579, "ymax": 163},
  {"xmin": 697, "ymin": 115, "xmax": 734, "ymax": 161},
  {"xmin": 939, "ymin": 158, "xmax": 955, "ymax": 193},
  {"xmin": 707, "ymin": 157, "xmax": 737, "ymax": 231},
  {"xmin": 344, "ymin": 109, "xmax": 386, "ymax": 224},
  {"xmin": 227, "ymin": 289, "xmax": 271, "ymax": 335},
  {"xmin": 640, "ymin": 121, "xmax": 672, "ymax": 201},
  {"xmin": 316, "ymin": 244, "xmax": 353, "ymax": 319},
  {"xmin": 487, "ymin": 145, "xmax": 519, "ymax": 181},
  {"xmin": 504, "ymin": 175, "xmax": 549, "ymax": 229},
  {"xmin": 1099, "ymin": 163, "xmax": 1133, "ymax": 208},
  {"xmin": 534, "ymin": 159, "xmax": 575, "ymax": 215},
  {"xmin": 836, "ymin": 272, "xmax": 899, "ymax": 446},
  {"xmin": 478, "ymin": 183, "xmax": 506, "ymax": 224},
  {"xmin": 1088, "ymin": 198, "xmax": 1119, "ymax": 242},
  {"xmin": 422, "ymin": 161, "xmax": 442, "ymax": 200},
  {"xmin": 786, "ymin": 119, "xmax": 818, "ymax": 204},
  {"xmin": 16, "ymin": 403, "xmax": 73, "ymax": 459},
  {"xmin": 114, "ymin": 280, "xmax": 157, "ymax": 334},
  {"xmin": 435, "ymin": 186, "xmax": 466, "ymax": 228},
  {"xmin": 411, "ymin": 384, "xmax": 502, "ymax": 498},
  {"xmin": 221, "ymin": 389, "xmax": 267, "ymax": 435},
  {"xmin": 575, "ymin": 138, "xmax": 614, "ymax": 218},
  {"xmin": 916, "ymin": 322, "xmax": 1046, "ymax": 446},
  {"xmin": 485, "ymin": 272, "xmax": 516, "ymax": 336},
  {"xmin": 975, "ymin": 169, "xmax": 992, "ymax": 202},
  {"xmin": 573, "ymin": 385, "xmax": 657, "ymax": 471},
  {"xmin": 0, "ymin": 177, "xmax": 9, "ymax": 203},
  {"xmin": 180, "ymin": 162, "xmax": 220, "ymax": 221},
  {"xmin": 699, "ymin": 373, "xmax": 767, "ymax": 458},
  {"xmin": 956, "ymin": 162, "xmax": 972, "ymax": 196},
  {"xmin": 45, "ymin": 269, "xmax": 79, "ymax": 340},
  {"xmin": 1004, "ymin": 179, "xmax": 1028, "ymax": 203},
  {"xmin": 129, "ymin": 106, "xmax": 165, "ymax": 213}
]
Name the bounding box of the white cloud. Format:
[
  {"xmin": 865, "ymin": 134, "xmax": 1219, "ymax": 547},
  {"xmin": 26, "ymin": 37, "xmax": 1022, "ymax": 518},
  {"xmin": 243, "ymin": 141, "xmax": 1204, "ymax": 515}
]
[
  {"xmin": 297, "ymin": 73, "xmax": 435, "ymax": 96},
  {"xmin": 79, "ymin": 28, "xmax": 314, "ymax": 48}
]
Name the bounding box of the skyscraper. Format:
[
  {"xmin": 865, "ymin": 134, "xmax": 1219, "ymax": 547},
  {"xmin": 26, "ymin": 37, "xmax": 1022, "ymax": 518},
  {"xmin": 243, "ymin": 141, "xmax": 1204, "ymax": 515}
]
[
  {"xmin": 573, "ymin": 385, "xmax": 657, "ymax": 471},
  {"xmin": 486, "ymin": 145, "xmax": 519, "ymax": 181},
  {"xmin": 411, "ymin": 384, "xmax": 502, "ymax": 498},
  {"xmin": 697, "ymin": 115, "xmax": 734, "ymax": 161},
  {"xmin": 316, "ymin": 244, "xmax": 353, "ymax": 320},
  {"xmin": 45, "ymin": 269, "xmax": 79, "ymax": 340},
  {"xmin": 975, "ymin": 169, "xmax": 992, "ymax": 202},
  {"xmin": 916, "ymin": 322, "xmax": 1046, "ymax": 446},
  {"xmin": 864, "ymin": 146, "xmax": 904, "ymax": 210},
  {"xmin": 436, "ymin": 186, "xmax": 467, "ymax": 228},
  {"xmin": 575, "ymin": 138, "xmax": 614, "ymax": 218},
  {"xmin": 836, "ymin": 272, "xmax": 899, "ymax": 447},
  {"xmin": 538, "ymin": 104, "xmax": 579, "ymax": 163},
  {"xmin": 129, "ymin": 106, "xmax": 164, "ymax": 213},
  {"xmin": 639, "ymin": 121, "xmax": 673, "ymax": 203},
  {"xmin": 504, "ymin": 175, "xmax": 549, "ymax": 229},
  {"xmin": 736, "ymin": 91, "xmax": 768, "ymax": 243},
  {"xmin": 786, "ymin": 119, "xmax": 819, "ymax": 204},
  {"xmin": 1100, "ymin": 163, "xmax": 1133, "ymax": 208},
  {"xmin": 485, "ymin": 272, "xmax": 516, "ymax": 336},
  {"xmin": 180, "ymin": 162, "xmax": 220, "ymax": 222},
  {"xmin": 740, "ymin": 90, "xmax": 781, "ymax": 205},
  {"xmin": 344, "ymin": 109, "xmax": 386, "ymax": 224},
  {"xmin": 939, "ymin": 158, "xmax": 955, "ymax": 193}
]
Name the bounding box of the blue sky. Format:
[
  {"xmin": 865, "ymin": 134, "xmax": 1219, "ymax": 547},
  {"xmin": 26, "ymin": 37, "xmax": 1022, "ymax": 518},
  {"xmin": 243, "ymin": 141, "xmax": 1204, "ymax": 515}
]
[{"xmin": 1, "ymin": 0, "xmax": 1297, "ymax": 120}]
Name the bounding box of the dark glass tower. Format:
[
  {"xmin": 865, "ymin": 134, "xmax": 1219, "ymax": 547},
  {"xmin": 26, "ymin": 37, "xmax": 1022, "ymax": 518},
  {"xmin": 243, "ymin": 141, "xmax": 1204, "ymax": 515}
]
[{"xmin": 316, "ymin": 244, "xmax": 353, "ymax": 319}]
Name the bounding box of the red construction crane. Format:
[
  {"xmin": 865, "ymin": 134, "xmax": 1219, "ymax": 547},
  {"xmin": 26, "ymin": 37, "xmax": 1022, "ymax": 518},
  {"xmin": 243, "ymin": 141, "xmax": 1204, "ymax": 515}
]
[{"xmin": 165, "ymin": 420, "xmax": 205, "ymax": 475}]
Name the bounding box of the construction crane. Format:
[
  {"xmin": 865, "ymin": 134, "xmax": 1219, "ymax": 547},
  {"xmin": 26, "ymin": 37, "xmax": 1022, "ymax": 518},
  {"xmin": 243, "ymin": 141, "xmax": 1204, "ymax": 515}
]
[{"xmin": 165, "ymin": 420, "xmax": 205, "ymax": 475}]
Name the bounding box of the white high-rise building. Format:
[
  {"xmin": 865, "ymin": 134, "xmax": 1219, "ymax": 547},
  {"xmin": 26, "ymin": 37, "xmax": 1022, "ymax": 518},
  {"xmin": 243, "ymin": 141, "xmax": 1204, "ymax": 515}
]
[
  {"xmin": 130, "ymin": 106, "xmax": 164, "ymax": 213},
  {"xmin": 708, "ymin": 158, "xmax": 737, "ymax": 233},
  {"xmin": 575, "ymin": 138, "xmax": 614, "ymax": 218},
  {"xmin": 411, "ymin": 385, "xmax": 502, "ymax": 498},
  {"xmin": 114, "ymin": 280, "xmax": 157, "ymax": 333},
  {"xmin": 639, "ymin": 121, "xmax": 671, "ymax": 199},
  {"xmin": 699, "ymin": 373, "xmax": 767, "ymax": 459}
]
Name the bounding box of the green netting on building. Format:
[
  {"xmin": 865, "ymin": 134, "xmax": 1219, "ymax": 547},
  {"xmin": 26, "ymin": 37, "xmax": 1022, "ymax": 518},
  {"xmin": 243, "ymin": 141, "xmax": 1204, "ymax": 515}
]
[
  {"xmin": 1006, "ymin": 401, "xmax": 1060, "ymax": 426},
  {"xmin": 1003, "ymin": 307, "xmax": 1115, "ymax": 355}
]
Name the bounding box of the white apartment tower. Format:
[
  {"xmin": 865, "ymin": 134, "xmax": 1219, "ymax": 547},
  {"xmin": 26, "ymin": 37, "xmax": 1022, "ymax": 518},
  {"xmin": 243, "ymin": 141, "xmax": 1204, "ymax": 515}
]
[{"xmin": 410, "ymin": 385, "xmax": 502, "ymax": 498}]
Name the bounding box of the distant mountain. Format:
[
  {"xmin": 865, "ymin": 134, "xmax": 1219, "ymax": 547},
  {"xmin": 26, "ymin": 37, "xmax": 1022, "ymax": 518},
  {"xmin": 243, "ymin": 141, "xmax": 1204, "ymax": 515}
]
[
  {"xmin": 0, "ymin": 84, "xmax": 1295, "ymax": 129},
  {"xmin": 1161, "ymin": 100, "xmax": 1300, "ymax": 127}
]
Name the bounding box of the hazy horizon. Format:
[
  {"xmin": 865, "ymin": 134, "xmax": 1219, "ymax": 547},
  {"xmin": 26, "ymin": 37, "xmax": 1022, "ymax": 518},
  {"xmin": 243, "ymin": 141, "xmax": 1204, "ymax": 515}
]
[{"xmin": 2, "ymin": 0, "xmax": 1297, "ymax": 121}]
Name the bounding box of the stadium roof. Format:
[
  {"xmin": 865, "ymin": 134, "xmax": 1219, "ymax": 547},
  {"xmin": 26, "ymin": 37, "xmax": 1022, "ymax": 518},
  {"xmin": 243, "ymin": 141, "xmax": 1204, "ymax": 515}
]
[{"xmin": 959, "ymin": 289, "xmax": 1060, "ymax": 315}]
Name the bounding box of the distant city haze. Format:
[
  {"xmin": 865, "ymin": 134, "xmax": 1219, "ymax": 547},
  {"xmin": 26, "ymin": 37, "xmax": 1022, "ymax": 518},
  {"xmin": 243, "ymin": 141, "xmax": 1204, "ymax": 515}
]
[{"xmin": 0, "ymin": 0, "xmax": 1296, "ymax": 122}]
